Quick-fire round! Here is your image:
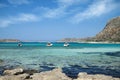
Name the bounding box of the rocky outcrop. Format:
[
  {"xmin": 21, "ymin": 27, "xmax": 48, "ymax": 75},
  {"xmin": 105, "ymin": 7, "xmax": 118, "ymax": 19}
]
[
  {"xmin": 0, "ymin": 68, "xmax": 120, "ymax": 80},
  {"xmin": 31, "ymin": 68, "xmax": 71, "ymax": 80},
  {"xmin": 59, "ymin": 38, "xmax": 79, "ymax": 42},
  {"xmin": 0, "ymin": 73, "xmax": 29, "ymax": 80},
  {"xmin": 0, "ymin": 68, "xmax": 71, "ymax": 80},
  {"xmin": 74, "ymin": 72, "xmax": 120, "ymax": 80},
  {"xmin": 3, "ymin": 68, "xmax": 23, "ymax": 75}
]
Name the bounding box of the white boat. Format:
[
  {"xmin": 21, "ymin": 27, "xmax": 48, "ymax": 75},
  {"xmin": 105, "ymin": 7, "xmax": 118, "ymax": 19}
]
[
  {"xmin": 46, "ymin": 42, "xmax": 53, "ymax": 47},
  {"xmin": 18, "ymin": 43, "xmax": 22, "ymax": 47},
  {"xmin": 63, "ymin": 42, "xmax": 69, "ymax": 47}
]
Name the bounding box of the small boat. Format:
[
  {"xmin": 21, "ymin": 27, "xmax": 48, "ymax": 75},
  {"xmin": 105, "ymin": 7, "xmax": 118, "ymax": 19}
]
[
  {"xmin": 63, "ymin": 42, "xmax": 69, "ymax": 47},
  {"xmin": 18, "ymin": 43, "xmax": 22, "ymax": 47},
  {"xmin": 46, "ymin": 42, "xmax": 53, "ymax": 47}
]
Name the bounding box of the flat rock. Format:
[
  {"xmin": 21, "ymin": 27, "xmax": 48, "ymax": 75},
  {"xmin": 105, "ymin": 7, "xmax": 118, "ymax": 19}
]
[
  {"xmin": 31, "ymin": 68, "xmax": 72, "ymax": 80},
  {"xmin": 0, "ymin": 73, "xmax": 29, "ymax": 80},
  {"xmin": 74, "ymin": 72, "xmax": 120, "ymax": 80},
  {"xmin": 3, "ymin": 68, "xmax": 23, "ymax": 75}
]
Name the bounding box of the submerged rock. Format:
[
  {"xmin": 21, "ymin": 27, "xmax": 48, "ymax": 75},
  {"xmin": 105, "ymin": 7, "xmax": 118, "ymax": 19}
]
[
  {"xmin": 0, "ymin": 60, "xmax": 3, "ymax": 64},
  {"xmin": 104, "ymin": 51, "xmax": 120, "ymax": 57}
]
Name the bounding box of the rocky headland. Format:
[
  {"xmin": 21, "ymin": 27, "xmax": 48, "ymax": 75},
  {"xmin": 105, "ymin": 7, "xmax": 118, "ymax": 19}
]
[
  {"xmin": 59, "ymin": 16, "xmax": 120, "ymax": 42},
  {"xmin": 94, "ymin": 16, "xmax": 120, "ymax": 42},
  {"xmin": 0, "ymin": 68, "xmax": 120, "ymax": 80}
]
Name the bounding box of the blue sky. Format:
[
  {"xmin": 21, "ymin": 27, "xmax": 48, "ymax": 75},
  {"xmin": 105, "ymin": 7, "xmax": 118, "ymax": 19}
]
[{"xmin": 0, "ymin": 0, "xmax": 120, "ymax": 41}]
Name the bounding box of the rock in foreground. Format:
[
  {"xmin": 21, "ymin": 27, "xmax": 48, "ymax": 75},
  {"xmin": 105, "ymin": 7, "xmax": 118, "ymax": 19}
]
[
  {"xmin": 31, "ymin": 68, "xmax": 71, "ymax": 80},
  {"xmin": 74, "ymin": 72, "xmax": 120, "ymax": 80},
  {"xmin": 3, "ymin": 68, "xmax": 23, "ymax": 75},
  {"xmin": 0, "ymin": 68, "xmax": 120, "ymax": 80},
  {"xmin": 0, "ymin": 73, "xmax": 29, "ymax": 80}
]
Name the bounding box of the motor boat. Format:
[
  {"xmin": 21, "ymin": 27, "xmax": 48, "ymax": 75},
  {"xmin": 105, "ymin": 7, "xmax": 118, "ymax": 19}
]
[
  {"xmin": 46, "ymin": 42, "xmax": 53, "ymax": 47},
  {"xmin": 63, "ymin": 42, "xmax": 69, "ymax": 47},
  {"xmin": 18, "ymin": 43, "xmax": 22, "ymax": 47}
]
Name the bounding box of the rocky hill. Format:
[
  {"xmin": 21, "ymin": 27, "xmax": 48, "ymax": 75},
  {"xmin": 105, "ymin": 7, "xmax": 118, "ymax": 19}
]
[
  {"xmin": 94, "ymin": 16, "xmax": 120, "ymax": 42},
  {"xmin": 59, "ymin": 16, "xmax": 120, "ymax": 42},
  {"xmin": 0, "ymin": 39, "xmax": 20, "ymax": 42}
]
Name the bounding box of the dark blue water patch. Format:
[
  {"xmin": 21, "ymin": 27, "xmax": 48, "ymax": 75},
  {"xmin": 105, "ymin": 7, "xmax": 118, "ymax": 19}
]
[
  {"xmin": 0, "ymin": 66, "xmax": 4, "ymax": 75},
  {"xmin": 62, "ymin": 65, "xmax": 120, "ymax": 78},
  {"xmin": 39, "ymin": 62, "xmax": 55, "ymax": 72},
  {"xmin": 103, "ymin": 61, "xmax": 112, "ymax": 64},
  {"xmin": 104, "ymin": 51, "xmax": 120, "ymax": 57},
  {"xmin": 27, "ymin": 64, "xmax": 38, "ymax": 66},
  {"xmin": 77, "ymin": 52, "xmax": 102, "ymax": 55}
]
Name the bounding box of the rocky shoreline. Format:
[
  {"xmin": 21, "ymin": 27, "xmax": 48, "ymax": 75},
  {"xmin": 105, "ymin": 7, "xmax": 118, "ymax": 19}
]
[{"xmin": 0, "ymin": 68, "xmax": 120, "ymax": 80}]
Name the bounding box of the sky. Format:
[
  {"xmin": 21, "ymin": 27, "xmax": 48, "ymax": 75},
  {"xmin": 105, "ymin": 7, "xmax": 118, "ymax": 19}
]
[{"xmin": 0, "ymin": 0, "xmax": 120, "ymax": 41}]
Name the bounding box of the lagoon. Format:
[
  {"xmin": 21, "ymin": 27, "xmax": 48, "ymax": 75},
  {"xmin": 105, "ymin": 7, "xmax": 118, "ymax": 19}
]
[{"xmin": 0, "ymin": 42, "xmax": 120, "ymax": 78}]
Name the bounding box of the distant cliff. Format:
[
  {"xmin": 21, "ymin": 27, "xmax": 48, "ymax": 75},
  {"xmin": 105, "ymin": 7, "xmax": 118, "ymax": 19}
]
[
  {"xmin": 0, "ymin": 39, "xmax": 20, "ymax": 42},
  {"xmin": 59, "ymin": 16, "xmax": 120, "ymax": 42}
]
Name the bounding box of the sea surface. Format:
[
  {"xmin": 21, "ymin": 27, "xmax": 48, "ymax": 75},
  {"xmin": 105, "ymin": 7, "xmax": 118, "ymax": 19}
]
[{"xmin": 0, "ymin": 42, "xmax": 120, "ymax": 78}]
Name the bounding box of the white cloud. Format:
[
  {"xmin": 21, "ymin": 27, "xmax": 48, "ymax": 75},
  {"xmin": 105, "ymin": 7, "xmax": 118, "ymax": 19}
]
[
  {"xmin": 57, "ymin": 0, "xmax": 87, "ymax": 6},
  {"xmin": 15, "ymin": 13, "xmax": 38, "ymax": 21},
  {"xmin": 71, "ymin": 0, "xmax": 117, "ymax": 23},
  {"xmin": 42, "ymin": 0, "xmax": 68, "ymax": 19},
  {"xmin": 0, "ymin": 20, "xmax": 12, "ymax": 27},
  {"xmin": 34, "ymin": 0, "xmax": 90, "ymax": 19},
  {"xmin": 57, "ymin": 0, "xmax": 75, "ymax": 6},
  {"xmin": 42, "ymin": 0, "xmax": 83, "ymax": 19},
  {"xmin": 0, "ymin": 13, "xmax": 38, "ymax": 27},
  {"xmin": 42, "ymin": 0, "xmax": 92, "ymax": 19},
  {"xmin": 8, "ymin": 0, "xmax": 29, "ymax": 5},
  {"xmin": 44, "ymin": 6, "xmax": 67, "ymax": 18}
]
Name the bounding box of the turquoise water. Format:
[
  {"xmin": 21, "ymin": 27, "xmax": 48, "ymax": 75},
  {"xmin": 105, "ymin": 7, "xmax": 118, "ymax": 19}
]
[{"xmin": 0, "ymin": 42, "xmax": 120, "ymax": 77}]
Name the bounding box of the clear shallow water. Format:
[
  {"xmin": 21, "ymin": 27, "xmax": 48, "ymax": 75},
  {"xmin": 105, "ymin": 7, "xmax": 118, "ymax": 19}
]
[{"xmin": 0, "ymin": 42, "xmax": 120, "ymax": 78}]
